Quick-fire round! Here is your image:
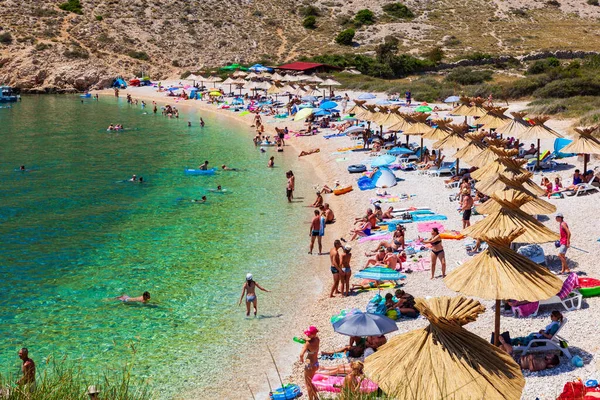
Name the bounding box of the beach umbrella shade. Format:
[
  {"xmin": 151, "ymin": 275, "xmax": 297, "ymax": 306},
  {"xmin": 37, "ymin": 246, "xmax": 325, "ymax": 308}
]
[
  {"xmin": 355, "ymin": 266, "xmax": 405, "ymax": 281},
  {"xmin": 370, "ymin": 154, "xmax": 397, "ymax": 168},
  {"xmin": 462, "ymin": 191, "xmax": 560, "ymax": 244},
  {"xmin": 364, "ymin": 296, "xmax": 525, "ymax": 400},
  {"xmin": 358, "ymin": 93, "xmax": 377, "ymax": 100},
  {"xmin": 445, "ymin": 228, "xmax": 563, "ymax": 347},
  {"xmin": 294, "ymin": 107, "xmax": 314, "ymax": 121},
  {"xmin": 209, "ymin": 91, "xmax": 222, "ymax": 96},
  {"xmin": 431, "ymin": 123, "xmax": 469, "ymax": 172},
  {"xmin": 332, "ymin": 311, "xmax": 399, "ymax": 337},
  {"xmin": 444, "ymin": 95, "xmax": 460, "ymax": 103},
  {"xmin": 475, "ymin": 187, "xmax": 556, "ymax": 215},
  {"xmin": 454, "ymin": 132, "xmax": 488, "ymax": 162},
  {"xmin": 232, "ymin": 71, "xmax": 247, "ymax": 78},
  {"xmin": 386, "ymin": 113, "xmax": 413, "ymax": 133},
  {"xmin": 451, "ymin": 97, "xmax": 475, "ymax": 116},
  {"xmin": 470, "ymin": 148, "xmax": 528, "ymax": 181},
  {"xmin": 475, "ymin": 171, "xmax": 546, "ymax": 197},
  {"xmin": 320, "ymin": 101, "xmax": 338, "ymax": 110},
  {"xmin": 422, "ymin": 120, "xmax": 452, "ymax": 141},
  {"xmin": 414, "ymin": 105, "xmax": 433, "ymax": 113},
  {"xmin": 307, "ymin": 75, "xmax": 324, "ymax": 83},
  {"xmin": 517, "ymin": 116, "xmax": 563, "ymax": 168},
  {"xmin": 496, "ymin": 111, "xmax": 530, "ymax": 137},
  {"xmin": 344, "ymin": 126, "xmax": 366, "ymax": 135},
  {"xmin": 376, "ymin": 99, "xmax": 393, "ymax": 106},
  {"xmin": 465, "ymin": 98, "xmax": 488, "ymax": 117},
  {"xmin": 403, "ymin": 114, "xmax": 432, "ymax": 159},
  {"xmin": 478, "ymin": 107, "xmax": 511, "ymax": 130},
  {"xmin": 319, "ymin": 78, "xmax": 341, "ymax": 87},
  {"xmin": 560, "ymin": 126, "xmax": 600, "ymax": 172}
]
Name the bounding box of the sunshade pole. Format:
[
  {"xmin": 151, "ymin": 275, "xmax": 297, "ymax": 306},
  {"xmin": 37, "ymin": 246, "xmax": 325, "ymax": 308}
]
[
  {"xmin": 494, "ymin": 300, "xmax": 501, "ymax": 346},
  {"xmin": 584, "ymin": 154, "xmax": 589, "ymax": 173},
  {"xmin": 456, "ymin": 156, "xmax": 460, "ymax": 176},
  {"xmin": 536, "ymin": 138, "xmax": 541, "ymax": 170},
  {"xmin": 406, "ymin": 134, "xmax": 409, "ymax": 146},
  {"xmin": 420, "ymin": 138, "xmax": 424, "ymax": 161}
]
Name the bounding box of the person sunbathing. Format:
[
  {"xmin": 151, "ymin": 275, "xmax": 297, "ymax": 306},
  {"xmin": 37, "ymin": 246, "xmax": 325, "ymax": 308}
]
[
  {"xmin": 350, "ymin": 219, "xmax": 372, "ymax": 241},
  {"xmin": 507, "ymin": 310, "xmax": 563, "ymax": 346},
  {"xmin": 548, "ymin": 177, "xmax": 564, "ymax": 198},
  {"xmin": 321, "ymin": 345, "xmax": 365, "ymax": 359},
  {"xmin": 299, "ymin": 148, "xmax": 320, "ymax": 157},
  {"xmin": 381, "ymin": 207, "xmax": 394, "ymax": 220},
  {"xmin": 382, "ymin": 247, "xmax": 400, "ymax": 270},
  {"xmin": 386, "ymin": 290, "xmax": 418, "ymax": 318},
  {"xmin": 371, "ymin": 225, "xmax": 405, "ymax": 252},
  {"xmin": 310, "ymin": 192, "xmax": 324, "ymax": 208},
  {"xmin": 363, "ymin": 248, "xmax": 386, "ymax": 269},
  {"xmin": 351, "ymin": 280, "xmax": 396, "ymax": 291},
  {"xmin": 498, "ymin": 336, "xmax": 560, "ymax": 371},
  {"xmin": 540, "ymin": 177, "xmax": 552, "ymax": 197}
]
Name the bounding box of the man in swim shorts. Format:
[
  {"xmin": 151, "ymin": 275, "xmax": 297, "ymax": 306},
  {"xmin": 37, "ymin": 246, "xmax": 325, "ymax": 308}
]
[
  {"xmin": 329, "ymin": 240, "xmax": 343, "ymax": 297},
  {"xmin": 461, "ymin": 189, "xmax": 473, "ymax": 229},
  {"xmin": 309, "ymin": 210, "xmax": 323, "ymax": 255}
]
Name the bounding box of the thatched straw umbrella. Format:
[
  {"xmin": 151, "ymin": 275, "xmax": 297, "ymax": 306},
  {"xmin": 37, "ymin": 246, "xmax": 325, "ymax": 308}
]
[
  {"xmin": 432, "ymin": 123, "xmax": 470, "ymax": 173},
  {"xmin": 450, "ymin": 97, "xmax": 473, "ymax": 116},
  {"xmin": 462, "ymin": 191, "xmax": 560, "ymax": 244},
  {"xmin": 454, "ymin": 132, "xmax": 488, "ymax": 163},
  {"xmin": 479, "ymin": 107, "xmax": 511, "ymax": 131},
  {"xmin": 403, "ymin": 113, "xmax": 433, "ymax": 160},
  {"xmin": 365, "ymin": 296, "xmax": 525, "ymax": 400},
  {"xmin": 445, "ymin": 228, "xmax": 563, "ymax": 346},
  {"xmin": 518, "ymin": 116, "xmax": 563, "ymax": 169},
  {"xmin": 470, "ymin": 148, "xmax": 527, "ymax": 181},
  {"xmin": 347, "ymin": 100, "xmax": 367, "ymax": 116},
  {"xmin": 475, "ymin": 187, "xmax": 556, "ymax": 215},
  {"xmin": 561, "ymin": 126, "xmax": 600, "ymax": 172},
  {"xmin": 422, "ymin": 119, "xmax": 452, "ymax": 141},
  {"xmin": 466, "ymin": 98, "xmax": 489, "ymax": 118},
  {"xmin": 475, "ymin": 171, "xmax": 546, "ymax": 197},
  {"xmin": 496, "ymin": 111, "xmax": 530, "ymax": 139}
]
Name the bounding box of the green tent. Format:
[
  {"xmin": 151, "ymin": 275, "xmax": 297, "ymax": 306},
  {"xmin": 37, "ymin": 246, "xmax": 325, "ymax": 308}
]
[{"xmin": 220, "ymin": 64, "xmax": 248, "ymax": 71}]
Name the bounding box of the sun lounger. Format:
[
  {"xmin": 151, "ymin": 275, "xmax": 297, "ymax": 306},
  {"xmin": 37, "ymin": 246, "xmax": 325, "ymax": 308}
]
[
  {"xmin": 512, "ymin": 318, "xmax": 571, "ymax": 359},
  {"xmin": 428, "ymin": 161, "xmax": 457, "ymax": 177},
  {"xmin": 572, "ymin": 175, "xmax": 599, "ymax": 196},
  {"xmin": 512, "ymin": 273, "xmax": 582, "ymax": 317}
]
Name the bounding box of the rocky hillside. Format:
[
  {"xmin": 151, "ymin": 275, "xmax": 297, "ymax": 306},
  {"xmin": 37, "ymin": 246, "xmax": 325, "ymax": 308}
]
[{"xmin": 1, "ymin": 0, "xmax": 600, "ymax": 92}]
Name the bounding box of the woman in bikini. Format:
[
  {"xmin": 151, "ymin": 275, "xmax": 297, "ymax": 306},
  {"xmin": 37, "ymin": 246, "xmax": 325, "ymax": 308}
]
[
  {"xmin": 300, "ymin": 326, "xmax": 320, "ymax": 400},
  {"xmin": 238, "ymin": 273, "xmax": 270, "ymax": 317},
  {"xmin": 422, "ymin": 227, "xmax": 446, "ymax": 279}
]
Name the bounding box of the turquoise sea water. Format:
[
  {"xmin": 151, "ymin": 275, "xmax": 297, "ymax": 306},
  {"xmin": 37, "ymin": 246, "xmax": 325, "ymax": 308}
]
[{"xmin": 0, "ymin": 96, "xmax": 312, "ymax": 397}]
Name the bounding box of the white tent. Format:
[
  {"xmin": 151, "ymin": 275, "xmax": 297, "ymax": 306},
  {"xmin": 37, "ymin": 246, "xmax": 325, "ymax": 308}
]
[{"xmin": 372, "ymin": 168, "xmax": 397, "ymax": 188}]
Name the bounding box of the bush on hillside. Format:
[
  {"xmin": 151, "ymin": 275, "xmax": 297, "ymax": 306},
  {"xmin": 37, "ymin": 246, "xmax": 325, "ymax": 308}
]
[
  {"xmin": 588, "ymin": 0, "xmax": 599, "ymax": 6},
  {"xmin": 303, "ymin": 16, "xmax": 317, "ymax": 29},
  {"xmin": 425, "ymin": 47, "xmax": 444, "ymax": 64},
  {"xmin": 300, "ymin": 5, "xmax": 321, "ymax": 17},
  {"xmin": 445, "ymin": 67, "xmax": 493, "ymax": 85},
  {"xmin": 527, "ymin": 57, "xmax": 560, "ymax": 74},
  {"xmin": 127, "ymin": 51, "xmax": 150, "ymax": 61},
  {"xmin": 464, "ymin": 52, "xmax": 493, "ymax": 61},
  {"xmin": 382, "ymin": 3, "xmax": 415, "ymax": 19},
  {"xmin": 335, "ymin": 29, "xmax": 355, "ymax": 45},
  {"xmin": 533, "ymin": 77, "xmax": 600, "ymax": 98},
  {"xmin": 355, "ymin": 9, "xmax": 375, "ymax": 25},
  {"xmin": 58, "ymin": 0, "xmax": 83, "ymax": 14},
  {"xmin": 0, "ymin": 32, "xmax": 12, "ymax": 45}
]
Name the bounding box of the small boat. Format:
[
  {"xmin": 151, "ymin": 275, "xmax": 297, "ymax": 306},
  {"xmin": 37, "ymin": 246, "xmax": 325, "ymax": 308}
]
[
  {"xmin": 0, "ymin": 86, "xmax": 18, "ymax": 102},
  {"xmin": 184, "ymin": 168, "xmax": 216, "ymax": 176},
  {"xmin": 334, "ymin": 186, "xmax": 353, "ymax": 195}
]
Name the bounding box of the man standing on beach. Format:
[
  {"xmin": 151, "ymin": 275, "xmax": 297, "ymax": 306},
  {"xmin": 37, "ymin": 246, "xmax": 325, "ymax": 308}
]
[
  {"xmin": 329, "ymin": 240, "xmax": 343, "ymax": 297},
  {"xmin": 309, "ymin": 210, "xmax": 323, "ymax": 255},
  {"xmin": 461, "ymin": 189, "xmax": 473, "ymax": 229},
  {"xmin": 556, "ymin": 213, "xmax": 571, "ymax": 274},
  {"xmin": 17, "ymin": 348, "xmax": 35, "ymax": 388},
  {"xmin": 405, "ymin": 89, "xmax": 411, "ymax": 106}
]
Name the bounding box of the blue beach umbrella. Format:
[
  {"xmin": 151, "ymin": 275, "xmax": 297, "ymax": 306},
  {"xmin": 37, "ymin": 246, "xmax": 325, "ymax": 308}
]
[
  {"xmin": 387, "ymin": 147, "xmax": 413, "ymax": 156},
  {"xmin": 332, "ymin": 311, "xmax": 399, "ymax": 337},
  {"xmin": 444, "ymin": 96, "xmax": 460, "ymax": 103},
  {"xmin": 358, "ymin": 93, "xmax": 377, "ymax": 100},
  {"xmin": 370, "ymin": 154, "xmax": 397, "ymax": 168},
  {"xmin": 355, "ymin": 267, "xmax": 406, "ymax": 281},
  {"xmin": 376, "ymin": 99, "xmax": 392, "ymax": 105},
  {"xmin": 313, "ymin": 109, "xmax": 331, "ymax": 117},
  {"xmin": 320, "ymin": 101, "xmax": 338, "ymax": 110}
]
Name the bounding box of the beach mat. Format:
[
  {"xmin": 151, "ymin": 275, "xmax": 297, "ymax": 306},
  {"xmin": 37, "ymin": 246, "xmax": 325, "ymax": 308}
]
[{"xmin": 417, "ymin": 222, "xmax": 445, "ymax": 233}]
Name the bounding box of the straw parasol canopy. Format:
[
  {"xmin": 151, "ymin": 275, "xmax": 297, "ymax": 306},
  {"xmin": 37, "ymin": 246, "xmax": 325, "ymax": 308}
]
[
  {"xmin": 454, "ymin": 132, "xmax": 488, "ymax": 161},
  {"xmin": 386, "ymin": 112, "xmax": 413, "ymax": 132},
  {"xmin": 479, "ymin": 107, "xmax": 511, "ymax": 130},
  {"xmin": 232, "ymin": 70, "xmax": 247, "ymax": 78},
  {"xmin": 206, "ymin": 75, "xmax": 222, "ymax": 84},
  {"xmin": 267, "ymin": 83, "xmax": 284, "ymax": 95},
  {"xmin": 364, "ymin": 296, "xmax": 525, "ymax": 400},
  {"xmin": 431, "ymin": 122, "xmax": 468, "ymax": 145},
  {"xmin": 347, "ymin": 100, "xmax": 367, "ymax": 115},
  {"xmin": 496, "ymin": 111, "xmax": 530, "ymax": 137},
  {"xmin": 422, "ymin": 119, "xmax": 452, "ymax": 141},
  {"xmin": 470, "ymin": 148, "xmax": 527, "ymax": 181},
  {"xmin": 462, "ymin": 191, "xmax": 560, "ymax": 243},
  {"xmin": 475, "ymin": 187, "xmax": 556, "ymax": 215},
  {"xmin": 450, "ymin": 97, "xmax": 474, "ymax": 116},
  {"xmin": 466, "ymin": 98, "xmax": 489, "ymax": 117},
  {"xmin": 519, "ymin": 116, "xmax": 563, "ymax": 168},
  {"xmin": 403, "ymin": 113, "xmax": 432, "ymax": 158},
  {"xmin": 561, "ymin": 126, "xmax": 600, "ymax": 172},
  {"xmin": 475, "ymin": 171, "xmax": 546, "ymax": 197},
  {"xmin": 319, "ymin": 78, "xmax": 341, "ymax": 87},
  {"xmin": 307, "ymin": 75, "xmax": 324, "ymax": 83},
  {"xmin": 271, "ymin": 72, "xmax": 284, "ymax": 81}
]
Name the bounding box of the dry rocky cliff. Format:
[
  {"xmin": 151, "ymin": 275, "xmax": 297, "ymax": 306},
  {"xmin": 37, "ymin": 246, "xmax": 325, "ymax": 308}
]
[{"xmin": 1, "ymin": 0, "xmax": 600, "ymax": 92}]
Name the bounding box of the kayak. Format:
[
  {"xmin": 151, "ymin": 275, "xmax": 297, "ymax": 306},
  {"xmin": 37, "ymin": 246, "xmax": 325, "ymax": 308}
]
[
  {"xmin": 578, "ymin": 277, "xmax": 600, "ymax": 298},
  {"xmin": 184, "ymin": 168, "xmax": 216, "ymax": 176},
  {"xmin": 334, "ymin": 186, "xmax": 353, "ymax": 195}
]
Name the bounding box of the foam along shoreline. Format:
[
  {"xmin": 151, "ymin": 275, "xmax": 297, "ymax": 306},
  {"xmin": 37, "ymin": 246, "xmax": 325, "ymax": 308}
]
[{"xmin": 96, "ymin": 84, "xmax": 599, "ymax": 400}]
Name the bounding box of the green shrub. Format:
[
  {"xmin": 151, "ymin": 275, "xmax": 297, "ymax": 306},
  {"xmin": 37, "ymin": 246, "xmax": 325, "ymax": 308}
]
[
  {"xmin": 546, "ymin": 0, "xmax": 560, "ymax": 6},
  {"xmin": 588, "ymin": 0, "xmax": 599, "ymax": 5},
  {"xmin": 127, "ymin": 51, "xmax": 150, "ymax": 61},
  {"xmin": 180, "ymin": 70, "xmax": 191, "ymax": 79},
  {"xmin": 355, "ymin": 9, "xmax": 375, "ymax": 25},
  {"xmin": 58, "ymin": 0, "xmax": 83, "ymax": 14},
  {"xmin": 0, "ymin": 32, "xmax": 12, "ymax": 45},
  {"xmin": 425, "ymin": 47, "xmax": 444, "ymax": 64},
  {"xmin": 63, "ymin": 46, "xmax": 89, "ymax": 59},
  {"xmin": 335, "ymin": 29, "xmax": 355, "ymax": 45},
  {"xmin": 35, "ymin": 42, "xmax": 51, "ymax": 51},
  {"xmin": 527, "ymin": 57, "xmax": 560, "ymax": 74},
  {"xmin": 533, "ymin": 77, "xmax": 600, "ymax": 98},
  {"xmin": 382, "ymin": 3, "xmax": 414, "ymax": 19},
  {"xmin": 503, "ymin": 76, "xmax": 547, "ymax": 98},
  {"xmin": 464, "ymin": 52, "xmax": 493, "ymax": 61},
  {"xmin": 445, "ymin": 67, "xmax": 493, "ymax": 85},
  {"xmin": 303, "ymin": 15, "xmax": 317, "ymax": 29},
  {"xmin": 300, "ymin": 5, "xmax": 321, "ymax": 17},
  {"xmin": 95, "ymin": 15, "xmax": 103, "ymax": 21}
]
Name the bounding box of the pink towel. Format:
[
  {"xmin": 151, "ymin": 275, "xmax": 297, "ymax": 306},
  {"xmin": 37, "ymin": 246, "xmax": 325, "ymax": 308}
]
[
  {"xmin": 512, "ymin": 301, "xmax": 539, "ymax": 318},
  {"xmin": 417, "ymin": 222, "xmax": 445, "ymax": 233},
  {"xmin": 558, "ymin": 273, "xmax": 580, "ymax": 299},
  {"xmin": 358, "ymin": 233, "xmax": 391, "ymax": 243},
  {"xmin": 403, "ymin": 258, "xmax": 431, "ymax": 271}
]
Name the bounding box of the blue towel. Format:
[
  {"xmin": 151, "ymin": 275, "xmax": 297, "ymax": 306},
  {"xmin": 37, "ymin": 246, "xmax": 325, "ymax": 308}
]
[{"xmin": 412, "ymin": 214, "xmax": 448, "ymax": 222}]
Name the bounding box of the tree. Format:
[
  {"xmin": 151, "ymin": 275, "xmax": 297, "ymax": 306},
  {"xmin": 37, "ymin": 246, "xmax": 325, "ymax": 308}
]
[
  {"xmin": 303, "ymin": 16, "xmax": 317, "ymax": 29},
  {"xmin": 58, "ymin": 0, "xmax": 83, "ymax": 14},
  {"xmin": 335, "ymin": 29, "xmax": 355, "ymax": 46},
  {"xmin": 376, "ymin": 37, "xmax": 399, "ymax": 64},
  {"xmin": 382, "ymin": 3, "xmax": 415, "ymax": 19},
  {"xmin": 354, "ymin": 9, "xmax": 375, "ymax": 25},
  {"xmin": 425, "ymin": 47, "xmax": 444, "ymax": 64}
]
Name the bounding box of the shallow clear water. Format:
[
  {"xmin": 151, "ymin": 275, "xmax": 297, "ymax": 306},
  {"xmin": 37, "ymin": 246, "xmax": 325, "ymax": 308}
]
[{"xmin": 0, "ymin": 96, "xmax": 310, "ymax": 397}]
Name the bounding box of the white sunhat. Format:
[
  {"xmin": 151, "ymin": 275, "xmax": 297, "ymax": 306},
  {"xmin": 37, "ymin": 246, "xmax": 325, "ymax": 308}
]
[{"xmin": 246, "ymin": 273, "xmax": 253, "ymax": 281}]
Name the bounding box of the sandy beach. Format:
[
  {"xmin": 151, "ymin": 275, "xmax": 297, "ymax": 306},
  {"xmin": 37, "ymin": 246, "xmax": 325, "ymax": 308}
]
[{"xmin": 97, "ymin": 84, "xmax": 600, "ymax": 400}]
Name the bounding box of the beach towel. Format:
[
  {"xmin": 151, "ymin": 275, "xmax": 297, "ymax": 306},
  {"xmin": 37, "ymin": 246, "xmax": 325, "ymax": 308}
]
[
  {"xmin": 319, "ymin": 216, "xmax": 326, "ymax": 237},
  {"xmin": 558, "ymin": 273, "xmax": 580, "ymax": 299},
  {"xmin": 417, "ymin": 222, "xmax": 445, "ymax": 233},
  {"xmin": 323, "ymin": 133, "xmax": 347, "ymax": 139},
  {"xmin": 403, "ymin": 258, "xmax": 431, "ymax": 271},
  {"xmin": 358, "ymin": 233, "xmax": 391, "ymax": 243},
  {"xmin": 511, "ymin": 301, "xmax": 539, "ymax": 318},
  {"xmin": 412, "ymin": 214, "xmax": 448, "ymax": 222}
]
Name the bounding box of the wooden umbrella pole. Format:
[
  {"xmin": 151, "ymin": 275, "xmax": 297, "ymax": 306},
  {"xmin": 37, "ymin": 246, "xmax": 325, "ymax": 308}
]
[
  {"xmin": 494, "ymin": 299, "xmax": 501, "ymax": 346},
  {"xmin": 406, "ymin": 135, "xmax": 409, "ymax": 146},
  {"xmin": 584, "ymin": 154, "xmax": 589, "ymax": 173},
  {"xmin": 536, "ymin": 138, "xmax": 541, "ymax": 169},
  {"xmin": 420, "ymin": 137, "xmax": 424, "ymax": 161}
]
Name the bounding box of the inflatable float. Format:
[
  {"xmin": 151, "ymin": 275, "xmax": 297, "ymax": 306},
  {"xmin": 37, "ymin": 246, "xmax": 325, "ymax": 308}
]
[
  {"xmin": 269, "ymin": 383, "xmax": 302, "ymax": 400},
  {"xmin": 337, "ymin": 145, "xmax": 362, "ymax": 152},
  {"xmin": 578, "ymin": 277, "xmax": 600, "ymax": 298},
  {"xmin": 312, "ymin": 374, "xmax": 378, "ymax": 393},
  {"xmin": 348, "ymin": 164, "xmax": 367, "ymax": 174},
  {"xmin": 440, "ymin": 231, "xmax": 465, "ymax": 240},
  {"xmin": 334, "ymin": 186, "xmax": 353, "ymax": 195},
  {"xmin": 184, "ymin": 168, "xmax": 216, "ymax": 176}
]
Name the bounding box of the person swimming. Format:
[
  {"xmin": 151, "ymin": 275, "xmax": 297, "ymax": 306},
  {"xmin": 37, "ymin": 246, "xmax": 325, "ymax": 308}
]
[
  {"xmin": 199, "ymin": 161, "xmax": 209, "ymax": 170},
  {"xmin": 116, "ymin": 291, "xmax": 150, "ymax": 303},
  {"xmin": 200, "ymin": 118, "xmax": 205, "ymax": 127},
  {"xmin": 129, "ymin": 174, "xmax": 137, "ymax": 182},
  {"xmin": 192, "ymin": 196, "xmax": 207, "ymax": 203},
  {"xmin": 20, "ymin": 165, "xmax": 25, "ymax": 171},
  {"xmin": 221, "ymin": 164, "xmax": 238, "ymax": 171}
]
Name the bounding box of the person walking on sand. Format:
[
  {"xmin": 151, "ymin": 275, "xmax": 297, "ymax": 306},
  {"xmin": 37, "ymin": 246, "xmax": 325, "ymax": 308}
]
[
  {"xmin": 461, "ymin": 188, "xmax": 474, "ymax": 229},
  {"xmin": 421, "ymin": 227, "xmax": 446, "ymax": 279},
  {"xmin": 299, "ymin": 326, "xmax": 320, "ymax": 400},
  {"xmin": 238, "ymin": 273, "xmax": 269, "ymax": 317},
  {"xmin": 556, "ymin": 213, "xmax": 571, "ymax": 274},
  {"xmin": 17, "ymin": 348, "xmax": 35, "ymax": 389},
  {"xmin": 329, "ymin": 240, "xmax": 343, "ymax": 297},
  {"xmin": 340, "ymin": 245, "xmax": 352, "ymax": 297},
  {"xmin": 309, "ymin": 210, "xmax": 324, "ymax": 254}
]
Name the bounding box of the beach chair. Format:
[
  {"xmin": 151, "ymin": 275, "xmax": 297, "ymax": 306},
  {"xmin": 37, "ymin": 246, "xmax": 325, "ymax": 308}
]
[
  {"xmin": 573, "ymin": 175, "xmax": 599, "ymax": 196},
  {"xmin": 445, "ymin": 180, "xmax": 460, "ymax": 189},
  {"xmin": 512, "ymin": 273, "xmax": 582, "ymax": 317},
  {"xmin": 428, "ymin": 160, "xmax": 456, "ymax": 177},
  {"xmin": 512, "ymin": 318, "xmax": 571, "ymax": 359}
]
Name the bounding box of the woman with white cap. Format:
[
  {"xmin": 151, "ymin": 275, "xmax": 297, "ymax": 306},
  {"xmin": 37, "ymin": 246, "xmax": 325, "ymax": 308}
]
[
  {"xmin": 238, "ymin": 273, "xmax": 270, "ymax": 317},
  {"xmin": 87, "ymin": 385, "xmax": 100, "ymax": 399}
]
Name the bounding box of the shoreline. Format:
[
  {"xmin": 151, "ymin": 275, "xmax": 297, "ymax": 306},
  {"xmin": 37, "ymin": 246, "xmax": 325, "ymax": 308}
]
[{"xmin": 95, "ymin": 87, "xmax": 600, "ymax": 400}]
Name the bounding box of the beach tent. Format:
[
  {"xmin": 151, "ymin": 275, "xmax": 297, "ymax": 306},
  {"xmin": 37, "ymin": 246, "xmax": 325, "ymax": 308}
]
[
  {"xmin": 554, "ymin": 137, "xmax": 575, "ymax": 159},
  {"xmin": 249, "ymin": 64, "xmax": 273, "ymax": 73},
  {"xmin": 371, "ymin": 167, "xmax": 397, "ymax": 188},
  {"xmin": 112, "ymin": 78, "xmax": 127, "ymax": 88},
  {"xmin": 371, "ymin": 155, "xmax": 396, "ymax": 168},
  {"xmin": 365, "ymin": 296, "xmax": 525, "ymax": 400}
]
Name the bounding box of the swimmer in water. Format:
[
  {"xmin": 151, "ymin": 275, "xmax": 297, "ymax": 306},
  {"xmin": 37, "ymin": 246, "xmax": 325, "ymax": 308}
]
[
  {"xmin": 192, "ymin": 196, "xmax": 207, "ymax": 203},
  {"xmin": 116, "ymin": 291, "xmax": 150, "ymax": 303},
  {"xmin": 200, "ymin": 118, "xmax": 205, "ymax": 127},
  {"xmin": 217, "ymin": 185, "xmax": 222, "ymax": 191},
  {"xmin": 221, "ymin": 164, "xmax": 238, "ymax": 171},
  {"xmin": 238, "ymin": 273, "xmax": 270, "ymax": 316},
  {"xmin": 188, "ymin": 121, "xmax": 192, "ymax": 127},
  {"xmin": 267, "ymin": 156, "xmax": 274, "ymax": 168},
  {"xmin": 20, "ymin": 165, "xmax": 25, "ymax": 171},
  {"xmin": 129, "ymin": 174, "xmax": 137, "ymax": 182},
  {"xmin": 199, "ymin": 161, "xmax": 209, "ymax": 170},
  {"xmin": 260, "ymin": 147, "xmax": 266, "ymax": 153},
  {"xmin": 139, "ymin": 177, "xmax": 144, "ymax": 183},
  {"xmin": 107, "ymin": 124, "xmax": 114, "ymax": 131}
]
